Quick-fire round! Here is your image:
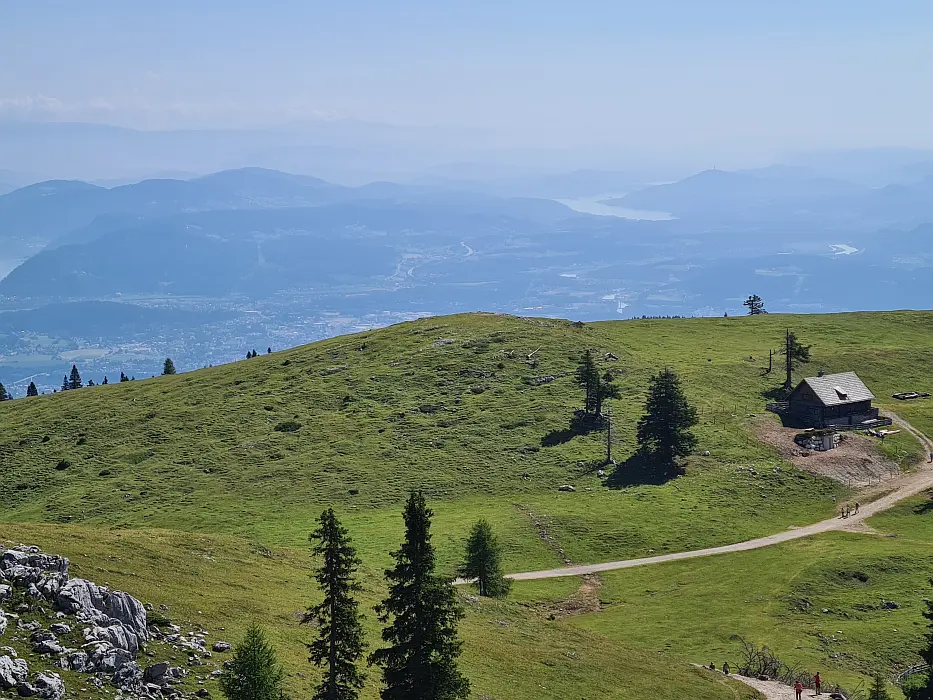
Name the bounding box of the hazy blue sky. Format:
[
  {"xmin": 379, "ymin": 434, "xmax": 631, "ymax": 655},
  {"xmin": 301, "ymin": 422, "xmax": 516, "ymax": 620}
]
[{"xmin": 3, "ymin": 1, "xmax": 933, "ymax": 160}]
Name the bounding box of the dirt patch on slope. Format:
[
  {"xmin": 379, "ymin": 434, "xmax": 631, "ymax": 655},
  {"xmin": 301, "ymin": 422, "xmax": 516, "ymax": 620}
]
[{"xmin": 755, "ymin": 417, "xmax": 901, "ymax": 487}]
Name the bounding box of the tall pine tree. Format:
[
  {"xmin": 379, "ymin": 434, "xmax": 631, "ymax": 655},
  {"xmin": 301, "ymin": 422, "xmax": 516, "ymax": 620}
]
[
  {"xmin": 304, "ymin": 508, "xmax": 366, "ymax": 700},
  {"xmin": 782, "ymin": 330, "xmax": 812, "ymax": 390},
  {"xmin": 636, "ymin": 368, "xmax": 698, "ymax": 478},
  {"xmin": 916, "ymin": 582, "xmax": 933, "ymax": 700},
  {"xmin": 163, "ymin": 358, "xmax": 177, "ymax": 375},
  {"xmin": 869, "ymin": 670, "xmax": 890, "ymax": 700},
  {"xmin": 459, "ymin": 519, "xmax": 511, "ymax": 598},
  {"xmin": 27, "ymin": 382, "xmax": 38, "ymax": 397},
  {"xmin": 370, "ymin": 491, "xmax": 469, "ymax": 700},
  {"xmin": 68, "ymin": 364, "xmax": 82, "ymax": 390},
  {"xmin": 575, "ymin": 349, "xmax": 599, "ymax": 414},
  {"xmin": 61, "ymin": 376, "xmax": 70, "ymax": 392},
  {"xmin": 0, "ymin": 382, "xmax": 8, "ymax": 401},
  {"xmin": 218, "ymin": 625, "xmax": 286, "ymax": 700}
]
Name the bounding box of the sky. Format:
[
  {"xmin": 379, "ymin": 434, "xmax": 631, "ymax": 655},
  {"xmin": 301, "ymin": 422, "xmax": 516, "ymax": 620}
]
[{"xmin": 3, "ymin": 1, "xmax": 933, "ymax": 163}]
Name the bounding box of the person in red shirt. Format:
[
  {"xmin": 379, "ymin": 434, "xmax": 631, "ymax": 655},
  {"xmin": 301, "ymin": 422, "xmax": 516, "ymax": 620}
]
[
  {"xmin": 814, "ymin": 672, "xmax": 822, "ymax": 695},
  {"xmin": 795, "ymin": 681, "xmax": 804, "ymax": 699}
]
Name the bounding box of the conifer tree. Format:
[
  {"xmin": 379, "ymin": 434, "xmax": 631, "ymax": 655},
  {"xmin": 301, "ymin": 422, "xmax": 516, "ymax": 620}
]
[
  {"xmin": 27, "ymin": 382, "xmax": 38, "ymax": 397},
  {"xmin": 575, "ymin": 349, "xmax": 599, "ymax": 414},
  {"xmin": 636, "ymin": 368, "xmax": 698, "ymax": 477},
  {"xmin": 120, "ymin": 372, "xmax": 129, "ymax": 382},
  {"xmin": 163, "ymin": 358, "xmax": 177, "ymax": 375},
  {"xmin": 0, "ymin": 382, "xmax": 8, "ymax": 401},
  {"xmin": 782, "ymin": 330, "xmax": 812, "ymax": 390},
  {"xmin": 595, "ymin": 370, "xmax": 620, "ymax": 418},
  {"xmin": 102, "ymin": 376, "xmax": 108, "ymax": 385},
  {"xmin": 459, "ymin": 519, "xmax": 511, "ymax": 598},
  {"xmin": 218, "ymin": 625, "xmax": 286, "ymax": 700},
  {"xmin": 87, "ymin": 379, "xmax": 96, "ymax": 387},
  {"xmin": 61, "ymin": 376, "xmax": 70, "ymax": 392},
  {"xmin": 268, "ymin": 347, "xmax": 272, "ymax": 354},
  {"xmin": 915, "ymin": 583, "xmax": 933, "ymax": 700},
  {"xmin": 743, "ymin": 294, "xmax": 766, "ymax": 315},
  {"xmin": 370, "ymin": 491, "xmax": 469, "ymax": 700},
  {"xmin": 869, "ymin": 670, "xmax": 890, "ymax": 700},
  {"xmin": 304, "ymin": 508, "xmax": 366, "ymax": 700},
  {"xmin": 68, "ymin": 364, "xmax": 82, "ymax": 390}
]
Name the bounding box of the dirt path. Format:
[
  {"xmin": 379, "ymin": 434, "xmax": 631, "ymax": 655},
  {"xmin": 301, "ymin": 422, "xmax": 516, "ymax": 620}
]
[
  {"xmin": 504, "ymin": 412, "xmax": 933, "ymax": 582},
  {"xmin": 732, "ymin": 675, "xmax": 803, "ymax": 700}
]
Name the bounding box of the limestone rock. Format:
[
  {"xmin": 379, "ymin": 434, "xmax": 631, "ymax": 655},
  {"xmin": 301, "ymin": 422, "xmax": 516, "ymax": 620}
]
[
  {"xmin": 48, "ymin": 623, "xmax": 70, "ymax": 636},
  {"xmin": 58, "ymin": 651, "xmax": 90, "ymax": 673},
  {"xmin": 0, "ymin": 655, "xmax": 29, "ymax": 689},
  {"xmin": 143, "ymin": 662, "xmax": 170, "ymax": 686},
  {"xmin": 0, "ymin": 585, "xmax": 11, "ymax": 603},
  {"xmin": 34, "ymin": 672, "xmax": 65, "ymax": 700},
  {"xmin": 0, "ymin": 612, "xmax": 7, "ymax": 638},
  {"xmin": 111, "ymin": 661, "xmax": 143, "ymax": 690},
  {"xmin": 211, "ymin": 641, "xmax": 232, "ymax": 653}
]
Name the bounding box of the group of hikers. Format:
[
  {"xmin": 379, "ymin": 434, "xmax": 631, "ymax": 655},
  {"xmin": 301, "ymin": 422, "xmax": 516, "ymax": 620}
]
[
  {"xmin": 708, "ymin": 664, "xmax": 824, "ymax": 697},
  {"xmin": 839, "ymin": 501, "xmax": 859, "ymax": 518},
  {"xmin": 795, "ymin": 672, "xmax": 823, "ymax": 697}
]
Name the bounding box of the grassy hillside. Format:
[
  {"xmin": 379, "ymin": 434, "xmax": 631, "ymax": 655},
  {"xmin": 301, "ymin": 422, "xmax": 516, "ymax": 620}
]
[
  {"xmin": 3, "ymin": 310, "xmax": 932, "ymax": 698},
  {"xmin": 553, "ymin": 494, "xmax": 933, "ymax": 699},
  {"xmin": 0, "ymin": 523, "xmax": 755, "ymax": 700},
  {"xmin": 2, "ymin": 311, "xmax": 931, "ymax": 571}
]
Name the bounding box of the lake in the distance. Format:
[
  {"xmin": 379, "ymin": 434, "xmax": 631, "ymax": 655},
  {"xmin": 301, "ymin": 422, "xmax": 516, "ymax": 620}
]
[
  {"xmin": 0, "ymin": 259, "xmax": 24, "ymax": 279},
  {"xmin": 557, "ymin": 195, "xmax": 674, "ymax": 220}
]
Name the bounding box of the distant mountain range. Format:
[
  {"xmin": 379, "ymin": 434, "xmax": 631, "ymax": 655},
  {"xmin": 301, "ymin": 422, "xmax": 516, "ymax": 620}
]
[{"xmin": 604, "ymin": 165, "xmax": 933, "ymax": 227}]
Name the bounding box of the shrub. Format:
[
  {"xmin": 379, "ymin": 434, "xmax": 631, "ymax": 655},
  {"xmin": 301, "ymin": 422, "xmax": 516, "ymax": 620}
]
[
  {"xmin": 273, "ymin": 420, "xmax": 301, "ymax": 433},
  {"xmin": 55, "ymin": 459, "xmax": 71, "ymax": 471}
]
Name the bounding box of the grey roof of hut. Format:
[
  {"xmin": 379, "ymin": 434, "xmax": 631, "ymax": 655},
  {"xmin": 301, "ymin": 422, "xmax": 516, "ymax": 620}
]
[{"xmin": 798, "ymin": 371, "xmax": 875, "ymax": 406}]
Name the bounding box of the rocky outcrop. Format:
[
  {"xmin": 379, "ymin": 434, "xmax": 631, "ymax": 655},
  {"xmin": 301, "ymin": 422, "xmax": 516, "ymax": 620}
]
[
  {"xmin": 34, "ymin": 672, "xmax": 65, "ymax": 700},
  {"xmin": 57, "ymin": 578, "xmax": 148, "ymax": 652},
  {"xmin": 0, "ymin": 654, "xmax": 29, "ymax": 689}
]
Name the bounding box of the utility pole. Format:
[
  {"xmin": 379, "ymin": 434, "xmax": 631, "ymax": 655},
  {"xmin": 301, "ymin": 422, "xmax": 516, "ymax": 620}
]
[
  {"xmin": 784, "ymin": 329, "xmax": 793, "ymax": 391},
  {"xmin": 605, "ymin": 405, "xmax": 613, "ymax": 465}
]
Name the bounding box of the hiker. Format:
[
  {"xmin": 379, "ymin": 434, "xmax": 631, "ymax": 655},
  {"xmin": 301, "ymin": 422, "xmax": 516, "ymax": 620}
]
[
  {"xmin": 709, "ymin": 662, "xmax": 716, "ymax": 672},
  {"xmin": 929, "ymin": 451, "xmax": 933, "ymax": 463},
  {"xmin": 795, "ymin": 680, "xmax": 804, "ymax": 699},
  {"xmin": 840, "ymin": 504, "xmax": 847, "ymax": 519},
  {"xmin": 854, "ymin": 502, "xmax": 859, "ymax": 514},
  {"xmin": 722, "ymin": 661, "xmax": 730, "ymax": 675},
  {"xmin": 814, "ymin": 671, "xmax": 822, "ymax": 695}
]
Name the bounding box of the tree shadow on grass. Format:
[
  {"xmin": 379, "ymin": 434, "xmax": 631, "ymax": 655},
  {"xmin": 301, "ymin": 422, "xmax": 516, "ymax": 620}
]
[
  {"xmin": 541, "ymin": 410, "xmax": 605, "ymax": 447},
  {"xmin": 914, "ymin": 494, "xmax": 933, "ymax": 515},
  {"xmin": 761, "ymin": 386, "xmax": 790, "ymax": 402},
  {"xmin": 605, "ymin": 451, "xmax": 684, "ymax": 488}
]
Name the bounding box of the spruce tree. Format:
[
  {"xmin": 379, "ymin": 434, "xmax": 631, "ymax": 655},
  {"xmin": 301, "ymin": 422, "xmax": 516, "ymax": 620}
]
[
  {"xmin": 218, "ymin": 625, "xmax": 286, "ymax": 700},
  {"xmin": 68, "ymin": 364, "xmax": 82, "ymax": 390},
  {"xmin": 163, "ymin": 358, "xmax": 177, "ymax": 375},
  {"xmin": 743, "ymin": 294, "xmax": 766, "ymax": 315},
  {"xmin": 916, "ymin": 583, "xmax": 933, "ymax": 700},
  {"xmin": 370, "ymin": 491, "xmax": 469, "ymax": 700},
  {"xmin": 575, "ymin": 349, "xmax": 599, "ymax": 414},
  {"xmin": 636, "ymin": 368, "xmax": 698, "ymax": 477},
  {"xmin": 595, "ymin": 370, "xmax": 620, "ymax": 418},
  {"xmin": 61, "ymin": 376, "xmax": 70, "ymax": 392},
  {"xmin": 869, "ymin": 670, "xmax": 890, "ymax": 700},
  {"xmin": 459, "ymin": 519, "xmax": 511, "ymax": 598},
  {"xmin": 27, "ymin": 382, "xmax": 38, "ymax": 397},
  {"xmin": 0, "ymin": 382, "xmax": 8, "ymax": 401},
  {"xmin": 782, "ymin": 330, "xmax": 812, "ymax": 390},
  {"xmin": 305, "ymin": 508, "xmax": 366, "ymax": 700},
  {"xmin": 268, "ymin": 347, "xmax": 272, "ymax": 354}
]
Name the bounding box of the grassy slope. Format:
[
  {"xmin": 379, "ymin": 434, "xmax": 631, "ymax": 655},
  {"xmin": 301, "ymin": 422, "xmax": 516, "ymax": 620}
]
[
  {"xmin": 551, "ymin": 495, "xmax": 933, "ymax": 699},
  {"xmin": 7, "ymin": 311, "xmax": 931, "ymax": 571},
  {"xmin": 3, "ymin": 310, "xmax": 933, "ymax": 698},
  {"xmin": 0, "ymin": 523, "xmax": 754, "ymax": 700}
]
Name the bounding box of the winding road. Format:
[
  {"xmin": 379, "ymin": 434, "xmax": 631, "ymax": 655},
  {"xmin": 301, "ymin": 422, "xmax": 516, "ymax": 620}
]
[{"xmin": 502, "ymin": 412, "xmax": 933, "ymax": 583}]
